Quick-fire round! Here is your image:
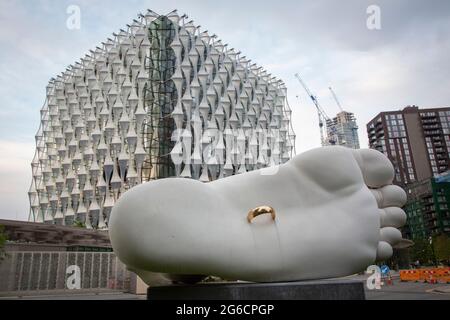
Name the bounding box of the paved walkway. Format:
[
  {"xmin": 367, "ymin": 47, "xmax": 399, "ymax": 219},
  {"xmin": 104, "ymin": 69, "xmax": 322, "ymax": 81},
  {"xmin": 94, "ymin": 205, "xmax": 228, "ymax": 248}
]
[
  {"xmin": 0, "ymin": 288, "xmax": 145, "ymax": 300},
  {"xmin": 344, "ymin": 273, "xmax": 450, "ymax": 300},
  {"xmin": 1, "ymin": 274, "xmax": 449, "ymax": 300}
]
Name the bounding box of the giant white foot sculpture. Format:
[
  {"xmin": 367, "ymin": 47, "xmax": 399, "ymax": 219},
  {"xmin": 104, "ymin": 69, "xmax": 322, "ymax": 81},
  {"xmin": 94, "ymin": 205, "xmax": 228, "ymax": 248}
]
[{"xmin": 109, "ymin": 147, "xmax": 407, "ymax": 285}]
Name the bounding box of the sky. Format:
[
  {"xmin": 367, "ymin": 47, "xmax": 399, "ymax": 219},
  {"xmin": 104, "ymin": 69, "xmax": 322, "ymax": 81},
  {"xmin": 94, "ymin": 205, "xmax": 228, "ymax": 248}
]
[{"xmin": 0, "ymin": 0, "xmax": 449, "ymax": 221}]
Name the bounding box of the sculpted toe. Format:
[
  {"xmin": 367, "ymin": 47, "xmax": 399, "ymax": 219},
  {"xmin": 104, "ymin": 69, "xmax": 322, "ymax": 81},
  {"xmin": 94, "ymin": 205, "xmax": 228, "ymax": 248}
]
[
  {"xmin": 380, "ymin": 227, "xmax": 402, "ymax": 246},
  {"xmin": 376, "ymin": 241, "xmax": 393, "ymax": 261},
  {"xmin": 371, "ymin": 185, "xmax": 407, "ymax": 208},
  {"xmin": 353, "ymin": 149, "xmax": 395, "ymax": 188},
  {"xmin": 380, "ymin": 207, "xmax": 407, "ymax": 228}
]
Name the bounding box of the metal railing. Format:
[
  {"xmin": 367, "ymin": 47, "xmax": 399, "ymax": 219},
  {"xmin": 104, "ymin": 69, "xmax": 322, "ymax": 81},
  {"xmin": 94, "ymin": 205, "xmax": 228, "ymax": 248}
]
[{"xmin": 0, "ymin": 251, "xmax": 131, "ymax": 293}]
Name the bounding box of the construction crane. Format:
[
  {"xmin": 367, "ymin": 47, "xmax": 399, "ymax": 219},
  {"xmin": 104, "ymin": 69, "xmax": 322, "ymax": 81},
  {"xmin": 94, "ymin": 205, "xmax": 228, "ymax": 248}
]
[
  {"xmin": 294, "ymin": 73, "xmax": 336, "ymax": 146},
  {"xmin": 328, "ymin": 86, "xmax": 344, "ymax": 112}
]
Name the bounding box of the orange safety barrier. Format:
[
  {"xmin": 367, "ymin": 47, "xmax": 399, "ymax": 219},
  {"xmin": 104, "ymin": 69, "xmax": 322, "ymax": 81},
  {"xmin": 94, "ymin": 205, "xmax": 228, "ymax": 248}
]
[
  {"xmin": 400, "ymin": 267, "xmax": 450, "ymax": 284},
  {"xmin": 400, "ymin": 270, "xmax": 419, "ymax": 282},
  {"xmin": 420, "ymin": 269, "xmax": 437, "ymax": 283},
  {"xmin": 433, "ymin": 268, "xmax": 450, "ymax": 284}
]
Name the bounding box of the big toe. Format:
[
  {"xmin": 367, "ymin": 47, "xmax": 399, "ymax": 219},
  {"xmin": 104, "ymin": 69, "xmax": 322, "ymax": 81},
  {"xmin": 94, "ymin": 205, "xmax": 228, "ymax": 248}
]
[{"xmin": 352, "ymin": 149, "xmax": 395, "ymax": 188}]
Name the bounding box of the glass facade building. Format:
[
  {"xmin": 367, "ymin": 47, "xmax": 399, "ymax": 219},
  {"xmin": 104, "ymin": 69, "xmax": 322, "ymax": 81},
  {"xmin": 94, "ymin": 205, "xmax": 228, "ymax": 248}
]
[{"xmin": 27, "ymin": 11, "xmax": 296, "ymax": 229}]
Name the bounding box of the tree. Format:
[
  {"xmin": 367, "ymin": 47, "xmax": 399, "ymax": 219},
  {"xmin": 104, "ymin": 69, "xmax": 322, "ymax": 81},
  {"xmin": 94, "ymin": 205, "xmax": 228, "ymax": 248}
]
[
  {"xmin": 409, "ymin": 238, "xmax": 434, "ymax": 266},
  {"xmin": 73, "ymin": 220, "xmax": 86, "ymax": 228},
  {"xmin": 433, "ymin": 234, "xmax": 450, "ymax": 264},
  {"xmin": 0, "ymin": 225, "xmax": 7, "ymax": 261}
]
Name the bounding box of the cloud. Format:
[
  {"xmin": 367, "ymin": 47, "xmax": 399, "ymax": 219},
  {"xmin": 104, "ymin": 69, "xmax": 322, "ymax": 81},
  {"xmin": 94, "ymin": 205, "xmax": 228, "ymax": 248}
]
[
  {"xmin": 0, "ymin": 140, "xmax": 35, "ymax": 221},
  {"xmin": 0, "ymin": 0, "xmax": 450, "ymax": 219}
]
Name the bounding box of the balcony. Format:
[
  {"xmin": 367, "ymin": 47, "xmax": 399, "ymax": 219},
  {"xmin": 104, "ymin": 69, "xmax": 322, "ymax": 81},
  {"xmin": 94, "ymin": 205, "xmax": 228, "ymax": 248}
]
[
  {"xmin": 421, "ymin": 113, "xmax": 437, "ymax": 119},
  {"xmin": 423, "ymin": 124, "xmax": 440, "ymax": 130},
  {"xmin": 423, "ymin": 206, "xmax": 436, "ymax": 214},
  {"xmin": 424, "ymin": 130, "xmax": 442, "ymax": 136},
  {"xmin": 422, "ymin": 118, "xmax": 438, "ymax": 124},
  {"xmin": 376, "ymin": 127, "xmax": 384, "ymax": 134}
]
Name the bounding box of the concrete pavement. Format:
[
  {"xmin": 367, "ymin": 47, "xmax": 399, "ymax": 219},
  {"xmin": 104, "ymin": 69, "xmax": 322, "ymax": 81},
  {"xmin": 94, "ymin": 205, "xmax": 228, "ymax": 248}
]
[
  {"xmin": 1, "ymin": 275, "xmax": 449, "ymax": 300},
  {"xmin": 346, "ymin": 273, "xmax": 450, "ymax": 300}
]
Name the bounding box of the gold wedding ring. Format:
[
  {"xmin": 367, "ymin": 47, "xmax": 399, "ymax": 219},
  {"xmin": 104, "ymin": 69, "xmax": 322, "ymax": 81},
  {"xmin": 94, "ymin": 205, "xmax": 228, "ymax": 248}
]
[{"xmin": 247, "ymin": 206, "xmax": 276, "ymax": 223}]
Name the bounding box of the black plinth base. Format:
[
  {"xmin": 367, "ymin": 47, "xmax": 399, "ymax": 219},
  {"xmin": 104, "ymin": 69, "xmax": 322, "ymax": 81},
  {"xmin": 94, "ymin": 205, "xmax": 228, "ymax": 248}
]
[{"xmin": 147, "ymin": 279, "xmax": 366, "ymax": 300}]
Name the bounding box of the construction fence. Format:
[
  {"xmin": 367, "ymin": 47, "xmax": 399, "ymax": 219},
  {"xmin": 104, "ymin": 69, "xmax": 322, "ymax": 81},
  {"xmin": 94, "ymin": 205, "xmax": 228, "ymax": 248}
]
[{"xmin": 400, "ymin": 267, "xmax": 450, "ymax": 284}]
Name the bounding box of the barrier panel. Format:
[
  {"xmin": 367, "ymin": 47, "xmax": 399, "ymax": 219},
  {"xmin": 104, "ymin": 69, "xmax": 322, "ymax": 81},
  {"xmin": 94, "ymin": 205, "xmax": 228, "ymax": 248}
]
[
  {"xmin": 434, "ymin": 268, "xmax": 450, "ymax": 284},
  {"xmin": 400, "ymin": 270, "xmax": 419, "ymax": 282},
  {"xmin": 400, "ymin": 268, "xmax": 450, "ymax": 284},
  {"xmin": 420, "ymin": 269, "xmax": 436, "ymax": 283}
]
